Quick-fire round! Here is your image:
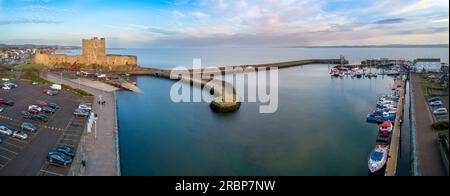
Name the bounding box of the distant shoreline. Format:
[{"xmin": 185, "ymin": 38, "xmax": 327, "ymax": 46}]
[{"xmin": 286, "ymin": 44, "xmax": 449, "ymax": 49}]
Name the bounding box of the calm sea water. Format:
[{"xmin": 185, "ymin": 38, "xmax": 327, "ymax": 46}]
[
  {"xmin": 60, "ymin": 47, "xmax": 449, "ymax": 68},
  {"xmin": 114, "ymin": 47, "xmax": 448, "ymax": 176}
]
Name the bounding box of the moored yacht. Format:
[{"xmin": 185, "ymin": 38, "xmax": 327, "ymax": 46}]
[{"xmin": 368, "ymin": 145, "xmax": 389, "ymax": 176}]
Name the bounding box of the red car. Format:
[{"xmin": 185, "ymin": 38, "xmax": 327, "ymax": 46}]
[
  {"xmin": 0, "ymin": 99, "xmax": 4, "ymax": 105},
  {"xmin": 34, "ymin": 101, "xmax": 47, "ymax": 107},
  {"xmin": 28, "ymin": 109, "xmax": 40, "ymax": 114}
]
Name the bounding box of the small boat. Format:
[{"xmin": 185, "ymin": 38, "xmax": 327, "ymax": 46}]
[
  {"xmin": 380, "ymin": 121, "xmax": 393, "ymax": 132},
  {"xmin": 376, "ymin": 130, "xmax": 392, "ymax": 144},
  {"xmin": 367, "ymin": 73, "xmax": 378, "ymax": 78},
  {"xmin": 367, "ymin": 112, "xmax": 396, "ymax": 123},
  {"xmin": 368, "ymin": 145, "xmax": 389, "ymax": 176},
  {"xmin": 356, "ymin": 71, "xmax": 363, "ymax": 78}
]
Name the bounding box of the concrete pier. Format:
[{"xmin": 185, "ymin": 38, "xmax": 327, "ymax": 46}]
[{"xmin": 385, "ymin": 79, "xmax": 405, "ymax": 176}]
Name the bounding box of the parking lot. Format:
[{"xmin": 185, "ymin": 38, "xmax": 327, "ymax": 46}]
[
  {"xmin": 0, "ymin": 80, "xmax": 89, "ymax": 176},
  {"xmin": 429, "ymin": 96, "xmax": 449, "ymax": 121}
]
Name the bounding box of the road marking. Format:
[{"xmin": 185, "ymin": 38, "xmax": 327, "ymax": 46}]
[
  {"xmin": 59, "ymin": 138, "xmax": 79, "ymax": 142},
  {"xmin": 0, "ymin": 154, "xmax": 12, "ymax": 161},
  {"xmin": 61, "ymin": 133, "xmax": 81, "ymax": 137},
  {"xmin": 39, "ymin": 169, "xmax": 65, "ymax": 176},
  {"xmin": 56, "ymin": 143, "xmax": 75, "ymax": 147},
  {"xmin": 0, "ymin": 146, "xmax": 18, "ymax": 155},
  {"xmin": 7, "ymin": 138, "xmax": 29, "ymax": 145},
  {"xmin": 2, "ymin": 141, "xmax": 24, "ymax": 149}
]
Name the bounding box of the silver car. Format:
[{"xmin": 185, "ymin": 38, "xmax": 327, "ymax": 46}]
[
  {"xmin": 430, "ymin": 101, "xmax": 443, "ymax": 107},
  {"xmin": 0, "ymin": 126, "xmax": 13, "ymax": 136},
  {"xmin": 433, "ymin": 108, "xmax": 448, "ymax": 116},
  {"xmin": 13, "ymin": 131, "xmax": 28, "ymax": 140}
]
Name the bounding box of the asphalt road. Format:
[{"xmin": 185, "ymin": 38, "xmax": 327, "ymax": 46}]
[
  {"xmin": 0, "ymin": 80, "xmax": 87, "ymax": 176},
  {"xmin": 411, "ymin": 74, "xmax": 447, "ymax": 176}
]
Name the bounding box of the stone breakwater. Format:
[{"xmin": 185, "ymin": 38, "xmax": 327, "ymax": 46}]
[{"xmin": 125, "ymin": 58, "xmax": 347, "ymax": 113}]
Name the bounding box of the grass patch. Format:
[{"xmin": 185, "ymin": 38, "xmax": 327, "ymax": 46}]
[
  {"xmin": 417, "ymin": 74, "xmax": 449, "ymax": 99},
  {"xmin": 438, "ymin": 130, "xmax": 449, "ymax": 140},
  {"xmin": 20, "ymin": 75, "xmax": 53, "ymax": 85},
  {"xmin": 12, "ymin": 64, "xmax": 47, "ymax": 71},
  {"xmin": 433, "ymin": 121, "xmax": 449, "ymax": 130},
  {"xmin": 61, "ymin": 84, "xmax": 93, "ymax": 97},
  {"xmin": 0, "ymin": 73, "xmax": 16, "ymax": 80}
]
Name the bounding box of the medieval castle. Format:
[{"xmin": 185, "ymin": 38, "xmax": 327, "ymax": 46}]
[{"xmin": 33, "ymin": 37, "xmax": 137, "ymax": 68}]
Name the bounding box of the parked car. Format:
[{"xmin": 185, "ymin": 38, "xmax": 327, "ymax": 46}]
[
  {"xmin": 47, "ymin": 151, "xmax": 73, "ymax": 167},
  {"xmin": 0, "ymin": 99, "xmax": 5, "ymax": 104},
  {"xmin": 28, "ymin": 105, "xmax": 41, "ymax": 114},
  {"xmin": 433, "ymin": 108, "xmax": 448, "ymax": 116},
  {"xmin": 428, "ymin": 97, "xmax": 441, "ymax": 102},
  {"xmin": 0, "ymin": 126, "xmax": 14, "ymax": 136},
  {"xmin": 43, "ymin": 89, "xmax": 59, "ymax": 96},
  {"xmin": 21, "ymin": 111, "xmax": 33, "ymax": 119},
  {"xmin": 3, "ymin": 82, "xmax": 18, "ymax": 88},
  {"xmin": 21, "ymin": 111, "xmax": 48, "ymax": 122},
  {"xmin": 34, "ymin": 101, "xmax": 47, "ymax": 107},
  {"xmin": 2, "ymin": 86, "xmax": 11, "ymax": 90},
  {"xmin": 57, "ymin": 145, "xmax": 76, "ymax": 157},
  {"xmin": 0, "ymin": 106, "xmax": 4, "ymax": 113},
  {"xmin": 13, "ymin": 131, "xmax": 28, "ymax": 140},
  {"xmin": 0, "ymin": 136, "xmax": 3, "ymax": 144},
  {"xmin": 78, "ymin": 103, "xmax": 92, "ymax": 111},
  {"xmin": 48, "ymin": 103, "xmax": 60, "ymax": 110},
  {"xmin": 32, "ymin": 113, "xmax": 49, "ymax": 122},
  {"xmin": 73, "ymin": 109, "xmax": 90, "ymax": 117},
  {"xmin": 430, "ymin": 101, "xmax": 443, "ymax": 107},
  {"xmin": 21, "ymin": 122, "xmax": 38, "ymax": 133},
  {"xmin": 4, "ymin": 100, "xmax": 15, "ymax": 106},
  {"xmin": 42, "ymin": 106, "xmax": 56, "ymax": 114},
  {"xmin": 51, "ymin": 84, "xmax": 62, "ymax": 91}
]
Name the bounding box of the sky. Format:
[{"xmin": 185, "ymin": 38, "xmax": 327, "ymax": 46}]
[{"xmin": 0, "ymin": 0, "xmax": 448, "ymax": 48}]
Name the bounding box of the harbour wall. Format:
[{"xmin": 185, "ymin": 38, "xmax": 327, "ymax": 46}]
[{"xmin": 128, "ymin": 58, "xmax": 347, "ymax": 78}]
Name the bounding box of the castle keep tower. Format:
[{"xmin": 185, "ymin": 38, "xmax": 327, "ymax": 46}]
[
  {"xmin": 82, "ymin": 37, "xmax": 106, "ymax": 65},
  {"xmin": 32, "ymin": 37, "xmax": 137, "ymax": 68}
]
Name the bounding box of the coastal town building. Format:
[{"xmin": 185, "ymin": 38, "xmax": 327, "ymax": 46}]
[
  {"xmin": 32, "ymin": 37, "xmax": 137, "ymax": 68},
  {"xmin": 412, "ymin": 58, "xmax": 443, "ymax": 73},
  {"xmin": 0, "ymin": 48, "xmax": 35, "ymax": 66}
]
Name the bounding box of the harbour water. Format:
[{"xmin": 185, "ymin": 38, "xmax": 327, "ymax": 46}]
[{"xmin": 113, "ymin": 47, "xmax": 448, "ymax": 176}]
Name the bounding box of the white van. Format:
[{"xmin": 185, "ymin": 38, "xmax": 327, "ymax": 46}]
[{"xmin": 51, "ymin": 84, "xmax": 62, "ymax": 90}]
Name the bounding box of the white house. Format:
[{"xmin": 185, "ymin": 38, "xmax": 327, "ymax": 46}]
[{"xmin": 412, "ymin": 58, "xmax": 442, "ymax": 73}]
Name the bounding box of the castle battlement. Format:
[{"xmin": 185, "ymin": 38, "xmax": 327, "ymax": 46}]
[{"xmin": 33, "ymin": 38, "xmax": 137, "ymax": 68}]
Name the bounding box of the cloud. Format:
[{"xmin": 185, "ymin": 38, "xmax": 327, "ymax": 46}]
[
  {"xmin": 24, "ymin": 0, "xmax": 51, "ymax": 2},
  {"xmin": 23, "ymin": 5, "xmax": 72, "ymax": 12},
  {"xmin": 190, "ymin": 11, "xmax": 209, "ymax": 20},
  {"xmin": 173, "ymin": 10, "xmax": 185, "ymax": 17},
  {"xmin": 104, "ymin": 24, "xmax": 177, "ymax": 36},
  {"xmin": 432, "ymin": 18, "xmax": 449, "ymax": 23},
  {"xmin": 373, "ymin": 18, "xmax": 408, "ymax": 24},
  {"xmin": 388, "ymin": 0, "xmax": 433, "ymax": 15},
  {"xmin": 2, "ymin": 0, "xmax": 448, "ymax": 47},
  {"xmin": 0, "ymin": 19, "xmax": 60, "ymax": 25}
]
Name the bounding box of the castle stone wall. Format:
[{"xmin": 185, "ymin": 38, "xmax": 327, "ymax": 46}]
[
  {"xmin": 106, "ymin": 55, "xmax": 137, "ymax": 66},
  {"xmin": 33, "ymin": 37, "xmax": 137, "ymax": 68}
]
